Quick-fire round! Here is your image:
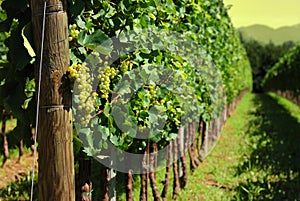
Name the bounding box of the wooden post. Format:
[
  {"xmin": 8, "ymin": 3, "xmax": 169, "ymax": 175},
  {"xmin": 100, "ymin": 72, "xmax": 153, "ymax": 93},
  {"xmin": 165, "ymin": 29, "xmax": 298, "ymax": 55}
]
[{"xmin": 31, "ymin": 0, "xmax": 75, "ymax": 200}]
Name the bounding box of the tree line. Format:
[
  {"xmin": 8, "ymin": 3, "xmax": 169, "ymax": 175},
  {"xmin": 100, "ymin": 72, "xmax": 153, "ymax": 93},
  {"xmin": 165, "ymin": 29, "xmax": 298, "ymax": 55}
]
[{"xmin": 239, "ymin": 34, "xmax": 295, "ymax": 92}]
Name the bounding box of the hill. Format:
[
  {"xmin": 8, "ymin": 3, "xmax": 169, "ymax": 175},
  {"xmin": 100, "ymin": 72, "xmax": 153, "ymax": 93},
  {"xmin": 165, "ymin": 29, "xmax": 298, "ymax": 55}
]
[{"xmin": 238, "ymin": 24, "xmax": 300, "ymax": 45}]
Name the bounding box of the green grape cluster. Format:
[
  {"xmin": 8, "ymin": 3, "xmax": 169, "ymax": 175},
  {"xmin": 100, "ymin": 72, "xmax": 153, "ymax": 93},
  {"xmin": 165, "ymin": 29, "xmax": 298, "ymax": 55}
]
[
  {"xmin": 91, "ymin": 51, "xmax": 103, "ymax": 63},
  {"xmin": 149, "ymin": 85, "xmax": 156, "ymax": 97},
  {"xmin": 150, "ymin": 87, "xmax": 182, "ymax": 123},
  {"xmin": 97, "ymin": 61, "xmax": 119, "ymax": 99},
  {"xmin": 73, "ymin": 63, "xmax": 95, "ymax": 127},
  {"xmin": 67, "ymin": 63, "xmax": 81, "ymax": 80},
  {"xmin": 148, "ymin": 86, "xmax": 167, "ymax": 106},
  {"xmin": 68, "ymin": 24, "xmax": 79, "ymax": 42},
  {"xmin": 120, "ymin": 60, "xmax": 133, "ymax": 74},
  {"xmin": 129, "ymin": 84, "xmax": 183, "ymax": 138}
]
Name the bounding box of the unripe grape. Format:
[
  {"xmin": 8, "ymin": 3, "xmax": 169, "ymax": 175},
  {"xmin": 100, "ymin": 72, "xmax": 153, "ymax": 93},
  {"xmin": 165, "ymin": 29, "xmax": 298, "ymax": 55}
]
[
  {"xmin": 129, "ymin": 61, "xmax": 133, "ymax": 70},
  {"xmin": 101, "ymin": 94, "xmax": 108, "ymax": 99},
  {"xmin": 71, "ymin": 24, "xmax": 77, "ymax": 29},
  {"xmin": 92, "ymin": 51, "xmax": 100, "ymax": 57}
]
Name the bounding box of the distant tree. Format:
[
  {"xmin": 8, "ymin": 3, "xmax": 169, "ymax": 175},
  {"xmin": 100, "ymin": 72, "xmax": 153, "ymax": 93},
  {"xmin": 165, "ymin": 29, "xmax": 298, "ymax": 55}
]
[{"xmin": 240, "ymin": 35, "xmax": 295, "ymax": 92}]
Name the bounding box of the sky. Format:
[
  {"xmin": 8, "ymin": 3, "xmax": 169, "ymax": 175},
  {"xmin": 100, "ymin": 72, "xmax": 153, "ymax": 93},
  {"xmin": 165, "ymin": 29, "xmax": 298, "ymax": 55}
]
[{"xmin": 223, "ymin": 0, "xmax": 300, "ymax": 28}]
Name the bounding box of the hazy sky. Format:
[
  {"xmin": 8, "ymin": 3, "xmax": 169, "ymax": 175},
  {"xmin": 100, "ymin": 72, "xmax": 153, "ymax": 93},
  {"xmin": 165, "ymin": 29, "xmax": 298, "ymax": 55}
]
[{"xmin": 223, "ymin": 0, "xmax": 300, "ymax": 28}]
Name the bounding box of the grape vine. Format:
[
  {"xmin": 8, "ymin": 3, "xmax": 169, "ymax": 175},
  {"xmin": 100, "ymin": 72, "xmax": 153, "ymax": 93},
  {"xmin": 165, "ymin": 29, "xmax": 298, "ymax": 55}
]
[
  {"xmin": 262, "ymin": 44, "xmax": 300, "ymax": 103},
  {"xmin": 0, "ymin": 0, "xmax": 252, "ymax": 162},
  {"xmin": 0, "ymin": 0, "xmax": 254, "ymax": 199}
]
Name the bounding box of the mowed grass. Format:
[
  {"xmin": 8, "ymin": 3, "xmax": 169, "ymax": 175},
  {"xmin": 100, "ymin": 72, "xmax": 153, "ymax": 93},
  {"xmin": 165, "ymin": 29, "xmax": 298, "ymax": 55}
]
[
  {"xmin": 176, "ymin": 92, "xmax": 300, "ymax": 200},
  {"xmin": 176, "ymin": 93, "xmax": 255, "ymax": 200}
]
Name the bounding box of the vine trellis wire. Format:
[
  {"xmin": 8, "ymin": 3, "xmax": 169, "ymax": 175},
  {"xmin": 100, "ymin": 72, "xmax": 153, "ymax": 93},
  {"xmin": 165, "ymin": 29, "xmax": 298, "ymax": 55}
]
[{"xmin": 30, "ymin": 1, "xmax": 47, "ymax": 201}]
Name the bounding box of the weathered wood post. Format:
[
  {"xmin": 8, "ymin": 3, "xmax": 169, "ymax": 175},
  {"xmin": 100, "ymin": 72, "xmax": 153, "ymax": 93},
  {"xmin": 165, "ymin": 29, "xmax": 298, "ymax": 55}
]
[{"xmin": 31, "ymin": 0, "xmax": 75, "ymax": 200}]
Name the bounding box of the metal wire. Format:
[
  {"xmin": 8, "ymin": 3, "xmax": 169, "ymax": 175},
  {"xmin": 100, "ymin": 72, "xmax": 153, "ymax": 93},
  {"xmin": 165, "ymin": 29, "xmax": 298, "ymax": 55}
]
[
  {"xmin": 30, "ymin": 1, "xmax": 47, "ymax": 200},
  {"xmin": 32, "ymin": 3, "xmax": 65, "ymax": 17}
]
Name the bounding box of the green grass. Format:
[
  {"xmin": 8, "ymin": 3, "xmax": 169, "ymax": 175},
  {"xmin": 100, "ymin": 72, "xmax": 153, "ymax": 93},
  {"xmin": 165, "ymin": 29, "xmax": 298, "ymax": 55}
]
[
  {"xmin": 175, "ymin": 93, "xmax": 255, "ymax": 200},
  {"xmin": 176, "ymin": 92, "xmax": 300, "ymax": 200}
]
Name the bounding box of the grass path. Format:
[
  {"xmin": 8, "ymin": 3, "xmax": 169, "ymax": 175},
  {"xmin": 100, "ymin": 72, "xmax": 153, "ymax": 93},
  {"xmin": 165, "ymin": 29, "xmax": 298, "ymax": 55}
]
[{"xmin": 177, "ymin": 93, "xmax": 300, "ymax": 200}]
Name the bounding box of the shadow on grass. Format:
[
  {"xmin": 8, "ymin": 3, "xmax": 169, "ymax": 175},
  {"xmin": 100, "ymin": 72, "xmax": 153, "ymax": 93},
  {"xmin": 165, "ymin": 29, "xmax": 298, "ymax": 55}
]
[{"xmin": 234, "ymin": 93, "xmax": 300, "ymax": 201}]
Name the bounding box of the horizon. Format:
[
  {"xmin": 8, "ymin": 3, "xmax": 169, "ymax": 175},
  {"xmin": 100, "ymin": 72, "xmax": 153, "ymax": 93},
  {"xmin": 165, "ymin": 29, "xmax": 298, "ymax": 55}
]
[
  {"xmin": 223, "ymin": 0, "xmax": 300, "ymax": 29},
  {"xmin": 237, "ymin": 22, "xmax": 300, "ymax": 29}
]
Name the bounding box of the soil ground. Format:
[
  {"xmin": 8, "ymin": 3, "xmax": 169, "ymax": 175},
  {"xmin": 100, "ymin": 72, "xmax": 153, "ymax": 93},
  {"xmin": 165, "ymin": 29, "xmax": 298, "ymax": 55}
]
[{"xmin": 0, "ymin": 153, "xmax": 37, "ymax": 189}]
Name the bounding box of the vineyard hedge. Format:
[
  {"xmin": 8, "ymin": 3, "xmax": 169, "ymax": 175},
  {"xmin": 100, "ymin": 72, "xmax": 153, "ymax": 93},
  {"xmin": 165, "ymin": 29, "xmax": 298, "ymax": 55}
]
[
  {"xmin": 0, "ymin": 0, "xmax": 252, "ymax": 199},
  {"xmin": 262, "ymin": 44, "xmax": 300, "ymax": 105},
  {"xmin": 0, "ymin": 0, "xmax": 252, "ymax": 157}
]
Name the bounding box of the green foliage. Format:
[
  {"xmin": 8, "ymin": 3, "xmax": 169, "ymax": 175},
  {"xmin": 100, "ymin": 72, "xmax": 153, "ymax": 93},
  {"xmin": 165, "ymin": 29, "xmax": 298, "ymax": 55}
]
[
  {"xmin": 262, "ymin": 44, "xmax": 300, "ymax": 93},
  {"xmin": 0, "ymin": 0, "xmax": 254, "ymax": 199},
  {"xmin": 240, "ymin": 37, "xmax": 295, "ymax": 92},
  {"xmin": 0, "ymin": 0, "xmax": 251, "ymax": 162},
  {"xmin": 66, "ymin": 0, "xmax": 251, "ymax": 158},
  {"xmin": 0, "ymin": 0, "xmax": 35, "ymax": 144},
  {"xmin": 0, "ymin": 0, "xmax": 251, "ymax": 170}
]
